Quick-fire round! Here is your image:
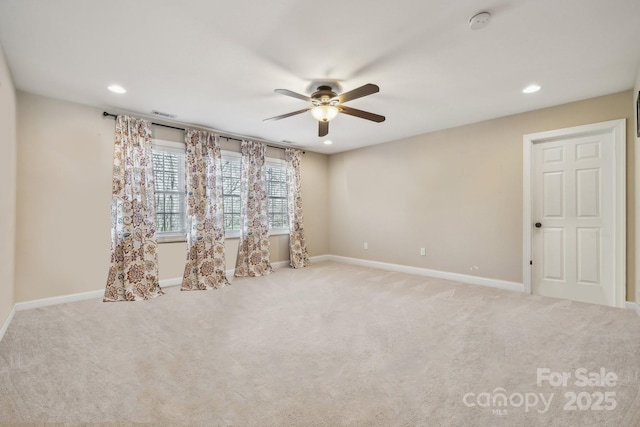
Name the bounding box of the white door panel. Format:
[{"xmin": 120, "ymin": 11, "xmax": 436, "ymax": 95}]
[
  {"xmin": 543, "ymin": 172, "xmax": 564, "ymax": 217},
  {"xmin": 532, "ymin": 132, "xmax": 614, "ymax": 306},
  {"xmin": 576, "ymin": 227, "xmax": 600, "ymax": 284}
]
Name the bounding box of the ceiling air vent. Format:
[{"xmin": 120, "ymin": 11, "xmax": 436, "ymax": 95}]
[{"xmin": 151, "ymin": 110, "xmax": 177, "ymax": 119}]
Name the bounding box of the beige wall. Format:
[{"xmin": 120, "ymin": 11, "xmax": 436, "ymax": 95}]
[
  {"xmin": 299, "ymin": 151, "xmax": 330, "ymax": 257},
  {"xmin": 15, "ymin": 92, "xmax": 329, "ymax": 301},
  {"xmin": 635, "ymin": 73, "xmax": 640, "ymax": 304},
  {"xmin": 329, "ymin": 91, "xmax": 636, "ymax": 301},
  {"xmin": 0, "ymin": 43, "xmax": 16, "ymax": 329},
  {"xmin": 10, "ymin": 88, "xmax": 636, "ymax": 305}
]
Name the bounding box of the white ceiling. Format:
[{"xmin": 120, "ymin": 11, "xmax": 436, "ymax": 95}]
[{"xmin": 1, "ymin": 0, "xmax": 639, "ymax": 154}]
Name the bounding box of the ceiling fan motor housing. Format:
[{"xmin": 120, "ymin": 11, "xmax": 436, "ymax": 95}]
[{"xmin": 311, "ymin": 86, "xmax": 339, "ymax": 107}]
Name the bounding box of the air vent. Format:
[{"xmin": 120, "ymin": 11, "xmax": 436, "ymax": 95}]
[
  {"xmin": 151, "ymin": 110, "xmax": 177, "ymax": 119},
  {"xmin": 281, "ymin": 140, "xmax": 295, "ymax": 144}
]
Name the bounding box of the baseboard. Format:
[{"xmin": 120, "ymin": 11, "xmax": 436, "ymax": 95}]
[
  {"xmin": 2, "ymin": 256, "xmax": 635, "ymax": 343},
  {"xmin": 271, "ymin": 260, "xmax": 291, "ymax": 269},
  {"xmin": 309, "ymin": 254, "xmax": 331, "ymax": 263},
  {"xmin": 15, "ymin": 289, "xmax": 105, "ymax": 311},
  {"xmin": 225, "ymin": 259, "xmax": 292, "ymax": 279},
  {"xmin": 0, "ymin": 305, "xmax": 16, "ymax": 343},
  {"xmin": 325, "ymin": 255, "xmax": 524, "ymax": 293},
  {"xmin": 160, "ymin": 278, "xmax": 183, "ymax": 288},
  {"xmin": 10, "ymin": 259, "xmax": 307, "ymax": 313},
  {"xmin": 225, "ymin": 256, "xmax": 334, "ymax": 277},
  {"xmin": 624, "ymin": 301, "xmax": 640, "ymax": 316},
  {"xmin": 8, "ymin": 257, "xmax": 634, "ymax": 311},
  {"xmin": 14, "ymin": 277, "xmax": 183, "ymax": 312}
]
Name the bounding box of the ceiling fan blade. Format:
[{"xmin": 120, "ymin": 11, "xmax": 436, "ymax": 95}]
[
  {"xmin": 339, "ymin": 105, "xmax": 385, "ymax": 123},
  {"xmin": 275, "ymin": 88, "xmax": 311, "ymax": 102},
  {"xmin": 338, "ymin": 83, "xmax": 380, "ymax": 103},
  {"xmin": 319, "ymin": 121, "xmax": 329, "ymax": 137},
  {"xmin": 263, "ymin": 108, "xmax": 310, "ymax": 122}
]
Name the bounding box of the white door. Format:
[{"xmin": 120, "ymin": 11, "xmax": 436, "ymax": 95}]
[{"xmin": 524, "ymin": 120, "xmax": 626, "ymax": 307}]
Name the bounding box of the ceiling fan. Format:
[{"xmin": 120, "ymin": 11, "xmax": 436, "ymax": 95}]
[{"xmin": 264, "ymin": 83, "xmax": 385, "ymax": 137}]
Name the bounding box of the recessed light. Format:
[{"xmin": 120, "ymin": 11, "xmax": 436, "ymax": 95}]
[
  {"xmin": 323, "ymin": 140, "xmax": 333, "ymax": 145},
  {"xmin": 108, "ymin": 84, "xmax": 126, "ymax": 94},
  {"xmin": 522, "ymin": 84, "xmax": 541, "ymax": 94}
]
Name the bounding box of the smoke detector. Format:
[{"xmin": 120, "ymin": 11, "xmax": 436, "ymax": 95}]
[{"xmin": 469, "ymin": 12, "xmax": 491, "ymax": 30}]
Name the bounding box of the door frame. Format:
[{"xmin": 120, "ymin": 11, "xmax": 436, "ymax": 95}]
[{"xmin": 522, "ymin": 119, "xmax": 626, "ymax": 307}]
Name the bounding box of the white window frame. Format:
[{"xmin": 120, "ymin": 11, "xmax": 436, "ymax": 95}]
[
  {"xmin": 150, "ymin": 142, "xmax": 290, "ymax": 243},
  {"xmin": 265, "ymin": 157, "xmax": 290, "ymax": 236},
  {"xmin": 221, "ymin": 150, "xmax": 290, "ymax": 238},
  {"xmin": 152, "ymin": 139, "xmax": 187, "ymax": 243},
  {"xmin": 221, "ymin": 150, "xmax": 243, "ymax": 239}
]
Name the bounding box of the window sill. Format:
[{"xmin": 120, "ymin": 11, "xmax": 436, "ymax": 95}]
[
  {"xmin": 225, "ymin": 229, "xmax": 290, "ymax": 239},
  {"xmin": 157, "ymin": 229, "xmax": 290, "ymax": 243},
  {"xmin": 157, "ymin": 233, "xmax": 186, "ymax": 244}
]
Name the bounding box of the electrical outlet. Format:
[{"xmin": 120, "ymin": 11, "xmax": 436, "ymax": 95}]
[
  {"xmin": 420, "ymin": 248, "xmax": 426, "ymax": 256},
  {"xmin": 363, "ymin": 242, "xmax": 368, "ymax": 250}
]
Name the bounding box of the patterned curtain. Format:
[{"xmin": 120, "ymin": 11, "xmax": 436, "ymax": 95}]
[
  {"xmin": 285, "ymin": 148, "xmax": 311, "ymax": 268},
  {"xmin": 104, "ymin": 115, "xmax": 164, "ymax": 302},
  {"xmin": 234, "ymin": 140, "xmax": 274, "ymax": 277},
  {"xmin": 181, "ymin": 130, "xmax": 230, "ymax": 290}
]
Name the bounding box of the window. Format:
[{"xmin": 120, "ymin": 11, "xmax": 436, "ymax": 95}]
[
  {"xmin": 152, "ymin": 140, "xmax": 186, "ymax": 241},
  {"xmin": 221, "ymin": 151, "xmax": 289, "ymax": 235},
  {"xmin": 150, "ymin": 141, "xmax": 289, "ymax": 241},
  {"xmin": 221, "ymin": 152, "xmax": 242, "ymax": 232},
  {"xmin": 266, "ymin": 159, "xmax": 289, "ymax": 231}
]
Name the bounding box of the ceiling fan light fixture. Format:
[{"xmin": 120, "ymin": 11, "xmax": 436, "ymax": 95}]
[
  {"xmin": 311, "ymin": 105, "xmax": 339, "ymax": 122},
  {"xmin": 266, "ymin": 83, "xmax": 384, "ymax": 137}
]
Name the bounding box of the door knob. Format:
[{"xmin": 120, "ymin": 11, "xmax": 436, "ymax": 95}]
[{"xmin": 535, "ymin": 222, "xmax": 542, "ymax": 228}]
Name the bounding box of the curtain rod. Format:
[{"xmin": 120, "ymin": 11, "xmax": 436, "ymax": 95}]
[{"xmin": 102, "ymin": 111, "xmax": 303, "ymax": 153}]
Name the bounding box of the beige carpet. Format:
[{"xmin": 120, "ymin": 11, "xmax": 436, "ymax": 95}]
[{"xmin": 1, "ymin": 261, "xmax": 640, "ymax": 426}]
